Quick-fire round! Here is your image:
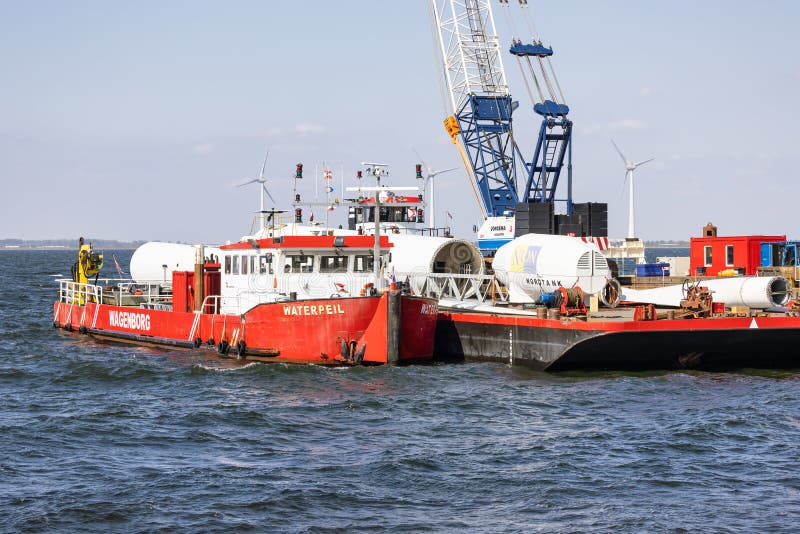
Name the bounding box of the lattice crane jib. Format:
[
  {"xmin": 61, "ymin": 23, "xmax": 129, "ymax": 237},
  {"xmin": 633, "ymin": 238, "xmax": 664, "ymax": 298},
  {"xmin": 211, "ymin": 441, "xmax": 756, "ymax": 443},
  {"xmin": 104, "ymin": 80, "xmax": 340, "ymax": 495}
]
[{"xmin": 431, "ymin": 0, "xmax": 523, "ymax": 217}]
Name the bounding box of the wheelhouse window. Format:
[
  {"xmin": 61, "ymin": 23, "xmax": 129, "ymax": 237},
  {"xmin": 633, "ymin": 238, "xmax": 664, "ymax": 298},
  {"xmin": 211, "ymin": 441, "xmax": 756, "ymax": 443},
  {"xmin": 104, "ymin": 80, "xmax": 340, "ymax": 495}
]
[
  {"xmin": 241, "ymin": 255, "xmax": 248, "ymax": 275},
  {"xmin": 259, "ymin": 253, "xmax": 273, "ymax": 275},
  {"xmin": 286, "ymin": 255, "xmax": 314, "ymax": 273},
  {"xmin": 725, "ymin": 245, "xmax": 734, "ymax": 267},
  {"xmin": 232, "ymin": 255, "xmax": 240, "ymax": 275},
  {"xmin": 358, "ymin": 205, "xmax": 422, "ymax": 224},
  {"xmin": 704, "ymin": 245, "xmax": 712, "ymax": 267},
  {"xmin": 319, "ymin": 255, "xmax": 348, "ymax": 273},
  {"xmin": 353, "ymin": 255, "xmax": 374, "ymax": 273},
  {"xmin": 224, "ymin": 255, "xmax": 231, "ymax": 274}
]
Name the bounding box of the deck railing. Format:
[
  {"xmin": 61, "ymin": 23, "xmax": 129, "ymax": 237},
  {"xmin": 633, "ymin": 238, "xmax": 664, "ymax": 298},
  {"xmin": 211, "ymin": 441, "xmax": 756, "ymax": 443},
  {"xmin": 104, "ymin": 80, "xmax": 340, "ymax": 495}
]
[
  {"xmin": 398, "ymin": 273, "xmax": 508, "ymax": 303},
  {"xmin": 57, "ymin": 278, "xmax": 171, "ymax": 306}
]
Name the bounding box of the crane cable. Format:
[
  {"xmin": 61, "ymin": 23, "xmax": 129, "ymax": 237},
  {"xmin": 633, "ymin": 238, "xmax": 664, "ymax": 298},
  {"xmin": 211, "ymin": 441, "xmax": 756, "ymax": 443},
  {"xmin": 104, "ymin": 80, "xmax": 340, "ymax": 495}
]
[
  {"xmin": 536, "ymin": 56, "xmax": 558, "ymax": 102},
  {"xmin": 455, "ymin": 138, "xmax": 488, "ymax": 219},
  {"xmin": 524, "ymin": 56, "xmax": 546, "ymax": 103},
  {"xmin": 546, "ymin": 57, "xmax": 567, "ymax": 105},
  {"xmin": 518, "ymin": 0, "xmax": 540, "ymax": 43},
  {"xmin": 500, "ymin": 0, "xmax": 539, "ymax": 107}
]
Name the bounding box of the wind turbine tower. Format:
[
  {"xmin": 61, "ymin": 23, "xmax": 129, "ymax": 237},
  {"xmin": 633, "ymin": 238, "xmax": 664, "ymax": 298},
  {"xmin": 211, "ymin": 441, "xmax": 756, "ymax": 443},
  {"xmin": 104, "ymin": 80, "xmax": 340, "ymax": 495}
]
[
  {"xmin": 413, "ymin": 148, "xmax": 457, "ymax": 231},
  {"xmin": 237, "ymin": 149, "xmax": 276, "ymax": 232},
  {"xmin": 611, "ymin": 139, "xmax": 654, "ymax": 239}
]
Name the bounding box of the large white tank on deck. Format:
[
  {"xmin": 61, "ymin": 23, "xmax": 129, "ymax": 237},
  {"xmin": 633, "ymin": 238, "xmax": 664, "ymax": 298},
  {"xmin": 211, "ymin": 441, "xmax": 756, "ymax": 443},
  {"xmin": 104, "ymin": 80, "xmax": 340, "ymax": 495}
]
[
  {"xmin": 130, "ymin": 242, "xmax": 220, "ymax": 283},
  {"xmin": 493, "ymin": 233, "xmax": 611, "ymax": 304},
  {"xmin": 387, "ymin": 235, "xmax": 484, "ymax": 276}
]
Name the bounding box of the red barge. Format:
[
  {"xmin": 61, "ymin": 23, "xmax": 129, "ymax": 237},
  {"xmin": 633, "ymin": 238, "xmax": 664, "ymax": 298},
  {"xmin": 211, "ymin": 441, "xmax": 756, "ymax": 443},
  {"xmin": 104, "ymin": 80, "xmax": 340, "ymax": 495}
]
[{"xmin": 54, "ymin": 235, "xmax": 438, "ymax": 365}]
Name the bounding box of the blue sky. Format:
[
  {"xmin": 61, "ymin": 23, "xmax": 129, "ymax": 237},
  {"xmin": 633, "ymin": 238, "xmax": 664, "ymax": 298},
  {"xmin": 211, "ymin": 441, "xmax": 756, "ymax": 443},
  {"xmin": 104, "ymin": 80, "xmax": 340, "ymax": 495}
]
[{"xmin": 1, "ymin": 1, "xmax": 798, "ymax": 243}]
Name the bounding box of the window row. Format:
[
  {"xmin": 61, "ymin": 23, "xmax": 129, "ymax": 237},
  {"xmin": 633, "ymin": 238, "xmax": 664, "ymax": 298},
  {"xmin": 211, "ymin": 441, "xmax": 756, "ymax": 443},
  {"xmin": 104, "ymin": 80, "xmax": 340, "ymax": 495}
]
[{"xmin": 223, "ymin": 254, "xmax": 375, "ymax": 275}]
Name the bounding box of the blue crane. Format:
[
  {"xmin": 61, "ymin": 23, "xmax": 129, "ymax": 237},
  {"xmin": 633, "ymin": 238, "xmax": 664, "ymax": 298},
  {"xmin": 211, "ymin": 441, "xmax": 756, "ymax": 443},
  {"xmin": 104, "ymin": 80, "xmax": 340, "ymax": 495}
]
[{"xmin": 430, "ymin": 0, "xmax": 573, "ymax": 218}]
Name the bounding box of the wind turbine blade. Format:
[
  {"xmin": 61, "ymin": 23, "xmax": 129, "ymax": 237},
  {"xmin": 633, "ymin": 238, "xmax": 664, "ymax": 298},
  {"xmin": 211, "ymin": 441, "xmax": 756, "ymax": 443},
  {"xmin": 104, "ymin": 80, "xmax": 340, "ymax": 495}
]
[
  {"xmin": 610, "ymin": 138, "xmax": 628, "ymax": 165},
  {"xmin": 619, "ymin": 172, "xmax": 628, "ymax": 200},
  {"xmin": 633, "ymin": 157, "xmax": 655, "ymax": 168},
  {"xmin": 431, "ymin": 166, "xmax": 459, "ymax": 177},
  {"xmin": 237, "ymin": 178, "xmax": 259, "ymax": 187},
  {"xmin": 259, "ymin": 148, "xmax": 270, "ymax": 180},
  {"xmin": 262, "ymin": 183, "xmax": 276, "ymax": 204}
]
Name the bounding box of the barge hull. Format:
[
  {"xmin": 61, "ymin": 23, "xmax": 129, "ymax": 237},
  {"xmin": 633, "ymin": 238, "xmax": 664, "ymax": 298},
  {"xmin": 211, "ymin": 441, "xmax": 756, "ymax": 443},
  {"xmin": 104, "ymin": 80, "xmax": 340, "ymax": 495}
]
[{"xmin": 435, "ymin": 310, "xmax": 800, "ymax": 371}]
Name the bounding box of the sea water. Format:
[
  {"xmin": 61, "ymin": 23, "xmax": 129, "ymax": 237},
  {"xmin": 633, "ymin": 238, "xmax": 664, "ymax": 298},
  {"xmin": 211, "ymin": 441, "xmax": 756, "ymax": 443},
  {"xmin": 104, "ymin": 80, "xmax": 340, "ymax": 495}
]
[{"xmin": 2, "ymin": 250, "xmax": 799, "ymax": 532}]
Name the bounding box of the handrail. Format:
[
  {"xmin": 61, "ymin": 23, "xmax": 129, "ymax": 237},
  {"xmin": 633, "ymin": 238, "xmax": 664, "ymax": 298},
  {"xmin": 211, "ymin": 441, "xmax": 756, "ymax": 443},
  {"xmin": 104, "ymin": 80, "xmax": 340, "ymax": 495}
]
[
  {"xmin": 56, "ymin": 278, "xmax": 172, "ymax": 307},
  {"xmin": 397, "ymin": 272, "xmax": 508, "ymax": 303}
]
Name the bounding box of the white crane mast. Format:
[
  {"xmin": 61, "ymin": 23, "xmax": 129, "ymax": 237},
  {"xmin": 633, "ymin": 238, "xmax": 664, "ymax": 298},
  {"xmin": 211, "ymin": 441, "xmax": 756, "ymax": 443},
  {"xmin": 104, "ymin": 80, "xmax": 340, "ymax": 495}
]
[{"xmin": 430, "ymin": 0, "xmax": 510, "ymax": 115}]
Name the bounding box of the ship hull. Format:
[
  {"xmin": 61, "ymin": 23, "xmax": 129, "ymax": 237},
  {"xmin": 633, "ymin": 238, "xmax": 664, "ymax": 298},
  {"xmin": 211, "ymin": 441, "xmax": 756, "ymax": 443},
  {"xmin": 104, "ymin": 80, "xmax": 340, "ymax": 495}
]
[
  {"xmin": 53, "ymin": 293, "xmax": 438, "ymax": 365},
  {"xmin": 435, "ymin": 309, "xmax": 800, "ymax": 371}
]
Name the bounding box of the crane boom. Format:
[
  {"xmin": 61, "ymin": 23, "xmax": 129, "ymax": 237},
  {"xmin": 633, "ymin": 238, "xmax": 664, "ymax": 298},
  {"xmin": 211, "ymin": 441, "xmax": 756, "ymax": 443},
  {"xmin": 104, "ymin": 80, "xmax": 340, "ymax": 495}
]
[{"xmin": 430, "ymin": 0, "xmax": 525, "ymax": 217}]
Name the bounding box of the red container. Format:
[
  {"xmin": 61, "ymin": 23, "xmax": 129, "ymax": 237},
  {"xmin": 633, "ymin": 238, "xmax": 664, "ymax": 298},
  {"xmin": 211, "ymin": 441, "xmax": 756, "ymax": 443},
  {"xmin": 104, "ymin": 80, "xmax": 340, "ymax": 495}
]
[
  {"xmin": 172, "ymin": 271, "xmax": 194, "ymax": 313},
  {"xmin": 712, "ymin": 301, "xmax": 725, "ymax": 314}
]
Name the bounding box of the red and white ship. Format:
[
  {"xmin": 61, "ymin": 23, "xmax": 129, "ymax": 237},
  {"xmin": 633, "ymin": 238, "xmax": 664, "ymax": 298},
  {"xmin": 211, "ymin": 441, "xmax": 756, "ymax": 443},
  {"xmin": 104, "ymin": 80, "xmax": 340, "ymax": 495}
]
[{"xmin": 53, "ymin": 234, "xmax": 438, "ymax": 365}]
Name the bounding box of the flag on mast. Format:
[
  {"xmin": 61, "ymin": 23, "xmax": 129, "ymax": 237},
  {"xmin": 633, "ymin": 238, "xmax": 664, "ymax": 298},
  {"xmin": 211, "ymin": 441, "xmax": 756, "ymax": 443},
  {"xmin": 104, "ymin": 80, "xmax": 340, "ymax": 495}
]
[{"xmin": 112, "ymin": 254, "xmax": 125, "ymax": 276}]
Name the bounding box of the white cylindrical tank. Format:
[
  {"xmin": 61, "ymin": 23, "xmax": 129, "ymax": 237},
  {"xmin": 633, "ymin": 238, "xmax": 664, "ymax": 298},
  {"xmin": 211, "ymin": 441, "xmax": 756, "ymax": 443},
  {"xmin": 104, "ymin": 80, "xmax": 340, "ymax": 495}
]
[
  {"xmin": 387, "ymin": 235, "xmax": 484, "ymax": 276},
  {"xmin": 130, "ymin": 242, "xmax": 221, "ymax": 283},
  {"xmin": 621, "ymin": 277, "xmax": 791, "ymax": 309},
  {"xmin": 493, "ymin": 233, "xmax": 611, "ymax": 304}
]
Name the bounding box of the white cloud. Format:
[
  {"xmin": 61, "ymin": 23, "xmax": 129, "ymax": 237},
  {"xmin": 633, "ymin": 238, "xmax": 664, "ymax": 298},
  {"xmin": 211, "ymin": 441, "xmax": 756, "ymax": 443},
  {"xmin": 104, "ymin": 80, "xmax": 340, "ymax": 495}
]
[
  {"xmin": 577, "ymin": 124, "xmax": 604, "ymax": 136},
  {"xmin": 193, "ymin": 143, "xmax": 213, "ymax": 155},
  {"xmin": 294, "ymin": 122, "xmax": 325, "ymax": 135},
  {"xmin": 639, "ymin": 87, "xmax": 654, "ymax": 97},
  {"xmin": 767, "ymin": 183, "xmax": 789, "ymax": 194},
  {"xmin": 263, "ymin": 127, "xmax": 284, "ymax": 138},
  {"xmin": 734, "ymin": 168, "xmax": 766, "ymax": 177},
  {"xmin": 577, "ymin": 119, "xmax": 647, "ymax": 137},
  {"xmin": 670, "ymin": 153, "xmax": 704, "ymax": 161},
  {"xmin": 730, "ymin": 150, "xmax": 782, "ymax": 162},
  {"xmin": 755, "ymin": 150, "xmax": 782, "ymax": 162},
  {"xmin": 607, "ymin": 119, "xmax": 646, "ymax": 131}
]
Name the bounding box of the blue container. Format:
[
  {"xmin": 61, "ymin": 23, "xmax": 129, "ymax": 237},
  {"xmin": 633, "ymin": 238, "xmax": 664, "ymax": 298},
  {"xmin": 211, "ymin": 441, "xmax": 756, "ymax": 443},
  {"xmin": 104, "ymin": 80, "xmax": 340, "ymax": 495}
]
[{"xmin": 635, "ymin": 262, "xmax": 670, "ymax": 277}]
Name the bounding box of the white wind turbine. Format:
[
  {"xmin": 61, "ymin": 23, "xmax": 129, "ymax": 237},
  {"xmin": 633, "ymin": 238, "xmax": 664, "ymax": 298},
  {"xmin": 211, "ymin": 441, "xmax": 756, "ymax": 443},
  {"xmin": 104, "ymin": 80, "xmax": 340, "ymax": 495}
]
[
  {"xmin": 611, "ymin": 139, "xmax": 654, "ymax": 239},
  {"xmin": 237, "ymin": 149, "xmax": 276, "ymax": 231},
  {"xmin": 413, "ymin": 148, "xmax": 458, "ymax": 230}
]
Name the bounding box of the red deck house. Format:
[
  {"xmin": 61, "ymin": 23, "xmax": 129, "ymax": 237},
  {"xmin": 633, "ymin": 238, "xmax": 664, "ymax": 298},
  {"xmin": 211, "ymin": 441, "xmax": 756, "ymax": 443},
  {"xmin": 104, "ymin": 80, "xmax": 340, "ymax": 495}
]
[{"xmin": 689, "ymin": 223, "xmax": 785, "ymax": 276}]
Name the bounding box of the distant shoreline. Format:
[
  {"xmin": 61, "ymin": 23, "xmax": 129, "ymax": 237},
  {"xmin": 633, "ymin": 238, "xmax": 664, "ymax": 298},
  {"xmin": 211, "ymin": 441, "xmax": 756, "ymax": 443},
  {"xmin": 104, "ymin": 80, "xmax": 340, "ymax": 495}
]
[{"xmin": 0, "ymin": 240, "xmax": 143, "ymax": 251}]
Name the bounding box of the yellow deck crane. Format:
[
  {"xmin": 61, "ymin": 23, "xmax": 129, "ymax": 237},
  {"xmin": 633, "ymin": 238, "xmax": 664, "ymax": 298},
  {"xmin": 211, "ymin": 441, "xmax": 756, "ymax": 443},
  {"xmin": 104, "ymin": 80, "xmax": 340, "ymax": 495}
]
[{"xmin": 72, "ymin": 237, "xmax": 103, "ymax": 304}]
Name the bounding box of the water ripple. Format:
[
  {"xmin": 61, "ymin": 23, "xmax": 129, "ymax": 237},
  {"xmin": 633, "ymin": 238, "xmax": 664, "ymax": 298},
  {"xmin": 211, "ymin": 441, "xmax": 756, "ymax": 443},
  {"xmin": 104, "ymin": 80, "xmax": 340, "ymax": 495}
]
[{"xmin": 2, "ymin": 251, "xmax": 800, "ymax": 531}]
